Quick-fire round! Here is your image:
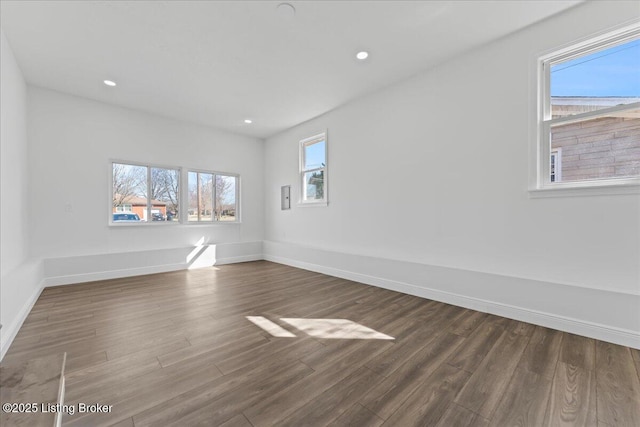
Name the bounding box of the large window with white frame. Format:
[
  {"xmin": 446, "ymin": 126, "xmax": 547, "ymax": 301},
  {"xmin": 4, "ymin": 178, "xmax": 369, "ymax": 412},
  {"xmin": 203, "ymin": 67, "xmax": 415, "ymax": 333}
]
[
  {"xmin": 300, "ymin": 132, "xmax": 327, "ymax": 204},
  {"xmin": 111, "ymin": 162, "xmax": 180, "ymax": 223},
  {"xmin": 537, "ymin": 25, "xmax": 640, "ymax": 191},
  {"xmin": 187, "ymin": 170, "xmax": 239, "ymax": 222}
]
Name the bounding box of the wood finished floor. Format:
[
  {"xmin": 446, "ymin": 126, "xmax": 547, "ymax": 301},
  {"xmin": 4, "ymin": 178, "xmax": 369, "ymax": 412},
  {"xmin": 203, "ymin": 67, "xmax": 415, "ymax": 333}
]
[{"xmin": 3, "ymin": 261, "xmax": 640, "ymax": 426}]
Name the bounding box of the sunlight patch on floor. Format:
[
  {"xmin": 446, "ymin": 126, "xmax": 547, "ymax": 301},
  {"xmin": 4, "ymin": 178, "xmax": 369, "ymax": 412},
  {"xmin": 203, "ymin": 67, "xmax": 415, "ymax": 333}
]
[
  {"xmin": 246, "ymin": 316, "xmax": 394, "ymax": 340},
  {"xmin": 281, "ymin": 318, "xmax": 394, "ymax": 340},
  {"xmin": 246, "ymin": 316, "xmax": 296, "ymax": 337}
]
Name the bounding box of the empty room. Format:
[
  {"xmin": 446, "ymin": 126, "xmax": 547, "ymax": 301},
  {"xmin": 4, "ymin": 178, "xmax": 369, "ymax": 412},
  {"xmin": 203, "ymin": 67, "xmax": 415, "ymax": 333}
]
[{"xmin": 1, "ymin": 1, "xmax": 639, "ymax": 426}]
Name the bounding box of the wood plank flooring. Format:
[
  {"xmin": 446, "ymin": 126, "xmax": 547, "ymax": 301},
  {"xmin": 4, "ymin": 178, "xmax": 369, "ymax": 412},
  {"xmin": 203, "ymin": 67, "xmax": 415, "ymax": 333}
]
[{"xmin": 2, "ymin": 260, "xmax": 640, "ymax": 426}]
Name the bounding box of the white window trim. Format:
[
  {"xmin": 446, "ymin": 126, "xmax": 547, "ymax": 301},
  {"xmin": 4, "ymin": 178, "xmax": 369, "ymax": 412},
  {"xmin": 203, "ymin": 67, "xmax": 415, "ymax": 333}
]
[
  {"xmin": 109, "ymin": 159, "xmax": 182, "ymax": 226},
  {"xmin": 530, "ymin": 22, "xmax": 640, "ymax": 198},
  {"xmin": 299, "ymin": 131, "xmax": 328, "ymax": 206},
  {"xmin": 186, "ymin": 169, "xmax": 241, "ymax": 224}
]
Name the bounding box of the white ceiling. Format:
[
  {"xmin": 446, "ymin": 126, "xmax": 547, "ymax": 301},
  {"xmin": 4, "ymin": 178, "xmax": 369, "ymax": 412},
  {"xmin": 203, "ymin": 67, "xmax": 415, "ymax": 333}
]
[{"xmin": 1, "ymin": 0, "xmax": 582, "ymax": 139}]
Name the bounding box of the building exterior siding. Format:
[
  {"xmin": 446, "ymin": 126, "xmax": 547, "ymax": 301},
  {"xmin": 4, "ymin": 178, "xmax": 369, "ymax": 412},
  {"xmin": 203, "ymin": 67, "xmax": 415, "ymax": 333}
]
[{"xmin": 551, "ymin": 114, "xmax": 640, "ymax": 182}]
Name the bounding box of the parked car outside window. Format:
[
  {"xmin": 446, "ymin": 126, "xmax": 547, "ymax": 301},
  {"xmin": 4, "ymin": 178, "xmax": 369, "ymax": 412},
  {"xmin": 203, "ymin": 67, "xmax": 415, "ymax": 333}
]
[{"xmin": 113, "ymin": 213, "xmax": 141, "ymax": 222}]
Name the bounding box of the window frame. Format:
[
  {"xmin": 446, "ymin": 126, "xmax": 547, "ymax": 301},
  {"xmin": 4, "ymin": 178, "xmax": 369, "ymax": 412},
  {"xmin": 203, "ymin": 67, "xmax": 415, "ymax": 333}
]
[
  {"xmin": 109, "ymin": 160, "xmax": 182, "ymax": 226},
  {"xmin": 299, "ymin": 131, "xmax": 328, "ymax": 206},
  {"xmin": 531, "ymin": 23, "xmax": 640, "ymax": 197},
  {"xmin": 186, "ymin": 168, "xmax": 241, "ymax": 224}
]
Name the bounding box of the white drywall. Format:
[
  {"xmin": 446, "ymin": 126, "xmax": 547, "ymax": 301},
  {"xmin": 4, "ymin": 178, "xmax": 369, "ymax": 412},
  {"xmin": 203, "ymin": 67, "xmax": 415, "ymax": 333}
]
[
  {"xmin": 2, "ymin": 82, "xmax": 265, "ymax": 358},
  {"xmin": 2, "ymin": 1, "xmax": 639, "ymax": 359},
  {"xmin": 0, "ymin": 30, "xmax": 43, "ymax": 358},
  {"xmin": 264, "ymin": 1, "xmax": 640, "ymax": 346},
  {"xmin": 26, "ymin": 87, "xmax": 265, "ymax": 261},
  {"xmin": 0, "ymin": 72, "xmax": 265, "ymax": 359}
]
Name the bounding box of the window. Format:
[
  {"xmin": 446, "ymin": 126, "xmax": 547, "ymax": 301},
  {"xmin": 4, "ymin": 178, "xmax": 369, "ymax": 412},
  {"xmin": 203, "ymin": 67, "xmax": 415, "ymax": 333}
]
[
  {"xmin": 112, "ymin": 162, "xmax": 180, "ymax": 223},
  {"xmin": 300, "ymin": 132, "xmax": 327, "ymax": 204},
  {"xmin": 188, "ymin": 171, "xmax": 239, "ymax": 222},
  {"xmin": 537, "ymin": 25, "xmax": 640, "ymax": 192},
  {"xmin": 215, "ymin": 174, "xmax": 238, "ymax": 221}
]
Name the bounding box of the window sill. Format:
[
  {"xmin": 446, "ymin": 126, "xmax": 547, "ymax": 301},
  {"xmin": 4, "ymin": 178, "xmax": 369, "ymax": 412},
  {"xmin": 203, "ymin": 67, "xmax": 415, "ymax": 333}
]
[
  {"xmin": 529, "ymin": 178, "xmax": 640, "ymax": 198},
  {"xmin": 297, "ymin": 201, "xmax": 328, "ymax": 208},
  {"xmin": 109, "ymin": 221, "xmax": 182, "ymax": 227},
  {"xmin": 186, "ymin": 221, "xmax": 241, "ymax": 225},
  {"xmin": 109, "ymin": 221, "xmax": 240, "ymax": 227}
]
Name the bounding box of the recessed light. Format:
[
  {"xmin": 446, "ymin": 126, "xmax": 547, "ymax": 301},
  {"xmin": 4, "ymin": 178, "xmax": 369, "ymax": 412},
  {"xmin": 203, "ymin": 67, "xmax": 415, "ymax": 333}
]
[
  {"xmin": 103, "ymin": 80, "xmax": 116, "ymax": 87},
  {"xmin": 356, "ymin": 51, "xmax": 369, "ymax": 60},
  {"xmin": 277, "ymin": 3, "xmax": 296, "ymax": 18},
  {"xmin": 244, "ymin": 119, "xmax": 253, "ymax": 124}
]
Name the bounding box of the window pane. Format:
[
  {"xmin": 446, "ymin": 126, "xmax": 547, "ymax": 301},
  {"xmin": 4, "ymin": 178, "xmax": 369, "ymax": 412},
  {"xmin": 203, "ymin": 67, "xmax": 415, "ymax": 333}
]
[
  {"xmin": 304, "ymin": 139, "xmax": 326, "ymax": 170},
  {"xmin": 550, "ymin": 109, "xmax": 640, "ymax": 182},
  {"xmin": 304, "ymin": 170, "xmax": 325, "ymax": 200},
  {"xmin": 215, "ymin": 175, "xmax": 237, "ymax": 221},
  {"xmin": 149, "ymin": 167, "xmax": 179, "ymax": 222},
  {"xmin": 550, "ymin": 38, "xmax": 640, "ymax": 118},
  {"xmin": 112, "ymin": 163, "xmax": 147, "ymax": 221},
  {"xmin": 188, "ymin": 172, "xmax": 213, "ymax": 221},
  {"xmin": 188, "ymin": 172, "xmax": 198, "ymax": 222},
  {"xmin": 200, "ymin": 174, "xmax": 213, "ymax": 221}
]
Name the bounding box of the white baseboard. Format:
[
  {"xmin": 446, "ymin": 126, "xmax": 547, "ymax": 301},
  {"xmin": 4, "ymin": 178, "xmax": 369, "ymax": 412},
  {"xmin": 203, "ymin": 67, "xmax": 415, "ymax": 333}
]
[
  {"xmin": 215, "ymin": 254, "xmax": 264, "ymax": 265},
  {"xmin": 263, "ymin": 241, "xmax": 640, "ymax": 349},
  {"xmin": 1, "ymin": 279, "xmax": 44, "ymax": 361},
  {"xmin": 43, "ymin": 263, "xmax": 187, "ymax": 287},
  {"xmin": 43, "ymin": 241, "xmax": 263, "ymax": 286},
  {"xmin": 43, "ymin": 253, "xmax": 265, "ymax": 286},
  {"xmin": 0, "ymin": 242, "xmax": 262, "ymax": 360}
]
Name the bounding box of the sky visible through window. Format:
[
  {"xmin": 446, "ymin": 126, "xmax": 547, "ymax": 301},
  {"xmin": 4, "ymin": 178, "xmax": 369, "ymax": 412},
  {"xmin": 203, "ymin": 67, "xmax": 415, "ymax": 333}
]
[
  {"xmin": 551, "ymin": 38, "xmax": 640, "ymax": 98},
  {"xmin": 305, "ymin": 139, "xmax": 326, "ymax": 170}
]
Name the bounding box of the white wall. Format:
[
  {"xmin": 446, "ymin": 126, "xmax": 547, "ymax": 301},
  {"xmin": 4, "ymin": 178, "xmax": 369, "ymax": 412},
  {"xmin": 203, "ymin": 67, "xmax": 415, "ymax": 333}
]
[
  {"xmin": 1, "ymin": 31, "xmax": 28, "ymax": 274},
  {"xmin": 2, "ymin": 1, "xmax": 638, "ymax": 358},
  {"xmin": 1, "ymin": 30, "xmax": 43, "ymax": 358},
  {"xmin": 27, "ymin": 87, "xmax": 264, "ymax": 282},
  {"xmin": 264, "ymin": 1, "xmax": 640, "ymax": 347}
]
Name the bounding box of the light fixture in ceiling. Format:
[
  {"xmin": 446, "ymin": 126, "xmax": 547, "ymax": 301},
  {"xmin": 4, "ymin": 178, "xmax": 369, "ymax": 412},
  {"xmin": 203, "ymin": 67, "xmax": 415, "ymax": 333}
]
[
  {"xmin": 103, "ymin": 80, "xmax": 117, "ymax": 87},
  {"xmin": 277, "ymin": 3, "xmax": 296, "ymax": 18},
  {"xmin": 356, "ymin": 51, "xmax": 369, "ymax": 60},
  {"xmin": 244, "ymin": 119, "xmax": 253, "ymax": 124}
]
